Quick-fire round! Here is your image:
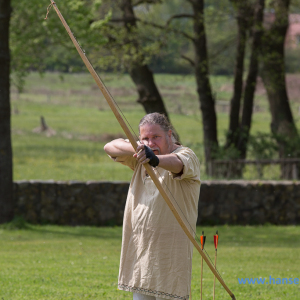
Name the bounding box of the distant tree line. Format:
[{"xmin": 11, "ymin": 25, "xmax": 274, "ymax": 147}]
[{"xmin": 1, "ymin": 0, "xmax": 300, "ymax": 222}]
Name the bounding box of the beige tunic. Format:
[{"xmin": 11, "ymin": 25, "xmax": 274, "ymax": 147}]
[{"xmin": 111, "ymin": 145, "xmax": 201, "ymax": 300}]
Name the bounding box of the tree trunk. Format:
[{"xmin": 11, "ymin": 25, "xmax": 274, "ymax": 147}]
[
  {"xmin": 261, "ymin": 0, "xmax": 298, "ymax": 179},
  {"xmin": 261, "ymin": 3, "xmax": 297, "ymax": 135},
  {"xmin": 227, "ymin": 1, "xmax": 250, "ymax": 148},
  {"xmin": 120, "ymin": 0, "xmax": 171, "ymax": 120},
  {"xmin": 190, "ymin": 0, "xmax": 218, "ymax": 165},
  {"xmin": 0, "ymin": 0, "xmax": 14, "ymax": 223},
  {"xmin": 129, "ymin": 65, "xmax": 170, "ymax": 116},
  {"xmin": 238, "ymin": 0, "xmax": 265, "ymax": 158}
]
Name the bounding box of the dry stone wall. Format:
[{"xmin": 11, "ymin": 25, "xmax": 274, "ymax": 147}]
[{"xmin": 13, "ymin": 180, "xmax": 300, "ymax": 226}]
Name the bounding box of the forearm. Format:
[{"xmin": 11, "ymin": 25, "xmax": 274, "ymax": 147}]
[
  {"xmin": 134, "ymin": 144, "xmax": 183, "ymax": 174},
  {"xmin": 104, "ymin": 139, "xmax": 135, "ymax": 157},
  {"xmin": 157, "ymin": 154, "xmax": 183, "ymax": 174}
]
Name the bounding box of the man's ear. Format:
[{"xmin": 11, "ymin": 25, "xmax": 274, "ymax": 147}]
[{"xmin": 168, "ymin": 129, "xmax": 172, "ymax": 138}]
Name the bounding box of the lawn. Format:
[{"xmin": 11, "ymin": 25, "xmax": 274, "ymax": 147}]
[
  {"xmin": 0, "ymin": 224, "xmax": 299, "ymax": 299},
  {"xmin": 11, "ymin": 72, "xmax": 300, "ymax": 181}
]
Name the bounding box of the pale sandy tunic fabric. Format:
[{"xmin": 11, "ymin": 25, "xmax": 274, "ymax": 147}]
[{"xmin": 110, "ymin": 143, "xmax": 201, "ymax": 300}]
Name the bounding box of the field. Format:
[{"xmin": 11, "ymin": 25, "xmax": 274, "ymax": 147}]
[
  {"xmin": 0, "ymin": 224, "xmax": 299, "ymax": 300},
  {"xmin": 11, "ymin": 72, "xmax": 300, "ymax": 181}
]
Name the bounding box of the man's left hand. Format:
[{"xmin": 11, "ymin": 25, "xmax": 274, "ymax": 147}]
[{"xmin": 134, "ymin": 144, "xmax": 159, "ymax": 167}]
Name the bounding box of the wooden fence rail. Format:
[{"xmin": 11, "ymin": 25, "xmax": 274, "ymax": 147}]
[{"xmin": 208, "ymin": 158, "xmax": 300, "ymax": 180}]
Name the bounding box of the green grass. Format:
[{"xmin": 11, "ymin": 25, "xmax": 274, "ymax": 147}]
[
  {"xmin": 0, "ymin": 224, "xmax": 299, "ymax": 299},
  {"xmin": 11, "ymin": 72, "xmax": 300, "ymax": 181}
]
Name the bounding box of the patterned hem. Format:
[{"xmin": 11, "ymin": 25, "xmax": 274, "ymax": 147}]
[{"xmin": 118, "ymin": 283, "xmax": 189, "ymax": 300}]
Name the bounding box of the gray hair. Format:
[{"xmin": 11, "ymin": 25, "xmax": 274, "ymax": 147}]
[{"xmin": 139, "ymin": 113, "xmax": 179, "ymax": 144}]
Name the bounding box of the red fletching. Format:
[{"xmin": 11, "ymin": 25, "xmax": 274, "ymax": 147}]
[{"xmin": 214, "ymin": 232, "xmax": 219, "ymax": 249}]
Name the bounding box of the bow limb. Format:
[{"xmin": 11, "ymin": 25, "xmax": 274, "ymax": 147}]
[{"xmin": 48, "ymin": 1, "xmax": 236, "ymax": 299}]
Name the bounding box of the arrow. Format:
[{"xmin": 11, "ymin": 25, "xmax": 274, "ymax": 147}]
[
  {"xmin": 200, "ymin": 231, "xmax": 206, "ymax": 300},
  {"xmin": 213, "ymin": 230, "xmax": 219, "ymax": 300},
  {"xmin": 45, "ymin": 2, "xmax": 236, "ymax": 299}
]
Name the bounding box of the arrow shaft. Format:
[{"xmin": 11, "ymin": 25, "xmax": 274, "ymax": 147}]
[
  {"xmin": 48, "ymin": 2, "xmax": 235, "ymax": 299},
  {"xmin": 200, "ymin": 257, "xmax": 203, "ymax": 300},
  {"xmin": 213, "ymin": 249, "xmax": 217, "ymax": 300}
]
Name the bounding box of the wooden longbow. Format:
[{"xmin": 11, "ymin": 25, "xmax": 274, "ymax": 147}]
[{"xmin": 46, "ymin": 1, "xmax": 236, "ymax": 299}]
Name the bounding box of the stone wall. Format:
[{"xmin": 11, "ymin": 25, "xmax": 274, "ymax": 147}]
[{"xmin": 13, "ymin": 180, "xmax": 300, "ymax": 226}]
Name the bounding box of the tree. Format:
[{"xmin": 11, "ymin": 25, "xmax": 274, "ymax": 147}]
[
  {"xmin": 226, "ymin": 0, "xmax": 252, "ymax": 149},
  {"xmin": 238, "ymin": 0, "xmax": 265, "ymax": 159},
  {"xmin": 226, "ymin": 0, "xmax": 265, "ymax": 161},
  {"xmin": 261, "ymin": 0, "xmax": 298, "ymax": 144},
  {"xmin": 0, "ymin": 0, "xmax": 14, "ymax": 223},
  {"xmin": 261, "ymin": 0, "xmax": 299, "ymax": 178},
  {"xmin": 119, "ymin": 0, "xmax": 171, "ymax": 119},
  {"xmin": 188, "ymin": 0, "xmax": 218, "ymax": 164}
]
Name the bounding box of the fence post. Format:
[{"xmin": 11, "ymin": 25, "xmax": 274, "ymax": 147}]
[
  {"xmin": 292, "ymin": 163, "xmax": 298, "ymax": 180},
  {"xmin": 208, "ymin": 160, "xmax": 213, "ymax": 177}
]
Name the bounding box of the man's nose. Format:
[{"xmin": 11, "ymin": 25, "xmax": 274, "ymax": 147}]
[{"xmin": 148, "ymin": 138, "xmax": 155, "ymax": 147}]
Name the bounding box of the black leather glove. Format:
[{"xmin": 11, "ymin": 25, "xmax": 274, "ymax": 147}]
[{"xmin": 144, "ymin": 145, "xmax": 160, "ymax": 167}]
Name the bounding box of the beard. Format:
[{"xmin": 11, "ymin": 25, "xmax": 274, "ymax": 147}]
[{"xmin": 151, "ymin": 148, "xmax": 161, "ymax": 155}]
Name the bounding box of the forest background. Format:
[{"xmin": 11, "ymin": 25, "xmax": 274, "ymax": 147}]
[{"xmin": 2, "ymin": 0, "xmax": 300, "ymax": 222}]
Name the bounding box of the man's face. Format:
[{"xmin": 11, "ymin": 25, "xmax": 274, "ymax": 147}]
[{"xmin": 139, "ymin": 124, "xmax": 172, "ymax": 155}]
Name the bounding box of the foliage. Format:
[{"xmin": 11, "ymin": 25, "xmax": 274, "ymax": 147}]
[
  {"xmin": 275, "ymin": 132, "xmax": 300, "ymax": 158},
  {"xmin": 246, "ymin": 131, "xmax": 300, "ymax": 160},
  {"xmin": 214, "ymin": 130, "xmax": 279, "ymax": 161},
  {"xmin": 248, "ymin": 132, "xmax": 279, "ymax": 159},
  {"xmin": 10, "ymin": 0, "xmax": 240, "ymax": 75},
  {"xmin": 10, "ymin": 0, "xmax": 109, "ymax": 85},
  {"xmin": 0, "ymin": 216, "xmax": 28, "ymax": 230},
  {"xmin": 213, "ymin": 143, "xmax": 241, "ymax": 160}
]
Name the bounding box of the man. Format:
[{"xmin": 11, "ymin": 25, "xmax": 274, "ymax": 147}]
[{"xmin": 104, "ymin": 113, "xmax": 201, "ymax": 300}]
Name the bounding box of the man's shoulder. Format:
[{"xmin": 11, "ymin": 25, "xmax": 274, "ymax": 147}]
[
  {"xmin": 174, "ymin": 146, "xmax": 198, "ymax": 157},
  {"xmin": 170, "ymin": 146, "xmax": 200, "ymax": 181},
  {"xmin": 173, "ymin": 146, "xmax": 200, "ymax": 168}
]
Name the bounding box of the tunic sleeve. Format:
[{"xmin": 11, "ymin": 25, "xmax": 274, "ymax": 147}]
[
  {"xmin": 108, "ymin": 154, "xmax": 138, "ymax": 171},
  {"xmin": 171, "ymin": 147, "xmax": 201, "ymax": 182},
  {"xmin": 107, "ymin": 139, "xmax": 139, "ymax": 171}
]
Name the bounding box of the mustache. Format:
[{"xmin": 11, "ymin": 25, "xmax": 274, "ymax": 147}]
[{"xmin": 150, "ymin": 147, "xmax": 160, "ymax": 153}]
